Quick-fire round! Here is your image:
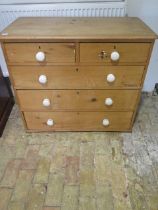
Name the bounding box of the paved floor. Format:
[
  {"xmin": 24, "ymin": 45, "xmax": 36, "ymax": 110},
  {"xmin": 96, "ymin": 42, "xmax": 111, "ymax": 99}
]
[{"xmin": 0, "ymin": 94, "xmax": 158, "ymax": 210}]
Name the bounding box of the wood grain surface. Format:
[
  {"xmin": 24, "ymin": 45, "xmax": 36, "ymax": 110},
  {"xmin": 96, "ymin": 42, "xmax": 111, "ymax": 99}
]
[
  {"xmin": 0, "ymin": 17, "xmax": 157, "ymax": 42},
  {"xmin": 4, "ymin": 43, "xmax": 75, "ymax": 64},
  {"xmin": 9, "ymin": 65, "xmax": 145, "ymax": 90},
  {"xmin": 24, "ymin": 111, "xmax": 133, "ymax": 131},
  {"xmin": 17, "ymin": 89, "xmax": 139, "ymax": 112}
]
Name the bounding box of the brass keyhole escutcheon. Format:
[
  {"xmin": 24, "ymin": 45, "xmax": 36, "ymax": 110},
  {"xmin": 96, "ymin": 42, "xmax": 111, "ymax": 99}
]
[{"xmin": 98, "ymin": 51, "xmax": 108, "ymax": 59}]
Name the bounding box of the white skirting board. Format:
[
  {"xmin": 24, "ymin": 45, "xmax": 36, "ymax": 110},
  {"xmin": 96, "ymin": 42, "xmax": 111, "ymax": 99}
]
[{"xmin": 0, "ymin": 2, "xmax": 127, "ymax": 77}]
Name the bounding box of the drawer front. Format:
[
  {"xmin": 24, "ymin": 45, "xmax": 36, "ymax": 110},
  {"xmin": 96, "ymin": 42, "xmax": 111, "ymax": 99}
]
[
  {"xmin": 80, "ymin": 43, "xmax": 150, "ymax": 64},
  {"xmin": 17, "ymin": 90, "xmax": 139, "ymax": 111},
  {"xmin": 4, "ymin": 43, "xmax": 75, "ymax": 64},
  {"xmin": 24, "ymin": 111, "xmax": 133, "ymax": 131},
  {"xmin": 10, "ymin": 66, "xmax": 145, "ymax": 89}
]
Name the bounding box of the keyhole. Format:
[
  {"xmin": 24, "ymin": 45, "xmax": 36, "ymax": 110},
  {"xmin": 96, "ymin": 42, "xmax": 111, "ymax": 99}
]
[
  {"xmin": 91, "ymin": 98, "xmax": 97, "ymax": 102},
  {"xmin": 76, "ymin": 68, "xmax": 79, "ymax": 72}
]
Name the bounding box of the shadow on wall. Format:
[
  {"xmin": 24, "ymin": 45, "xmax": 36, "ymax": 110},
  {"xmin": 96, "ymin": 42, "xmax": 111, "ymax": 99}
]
[{"xmin": 127, "ymin": 0, "xmax": 158, "ymax": 92}]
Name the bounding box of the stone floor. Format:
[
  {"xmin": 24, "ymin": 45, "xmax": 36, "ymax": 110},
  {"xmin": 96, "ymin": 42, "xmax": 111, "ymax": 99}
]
[{"xmin": 0, "ymin": 94, "xmax": 158, "ymax": 210}]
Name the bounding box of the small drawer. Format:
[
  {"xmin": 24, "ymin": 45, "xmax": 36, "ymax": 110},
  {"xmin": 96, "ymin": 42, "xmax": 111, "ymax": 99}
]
[
  {"xmin": 80, "ymin": 43, "xmax": 151, "ymax": 64},
  {"xmin": 17, "ymin": 89, "xmax": 139, "ymax": 112},
  {"xmin": 4, "ymin": 43, "xmax": 76, "ymax": 64},
  {"xmin": 10, "ymin": 66, "xmax": 145, "ymax": 89},
  {"xmin": 24, "ymin": 111, "xmax": 133, "ymax": 131}
]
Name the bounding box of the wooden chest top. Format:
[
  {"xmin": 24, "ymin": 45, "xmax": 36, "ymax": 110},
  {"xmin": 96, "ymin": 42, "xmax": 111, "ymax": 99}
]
[{"xmin": 0, "ymin": 17, "xmax": 157, "ymax": 42}]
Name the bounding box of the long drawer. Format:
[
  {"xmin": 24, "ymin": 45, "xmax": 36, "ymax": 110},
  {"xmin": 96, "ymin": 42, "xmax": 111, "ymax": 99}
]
[
  {"xmin": 80, "ymin": 43, "xmax": 150, "ymax": 64},
  {"xmin": 4, "ymin": 43, "xmax": 76, "ymax": 64},
  {"xmin": 24, "ymin": 111, "xmax": 133, "ymax": 131},
  {"xmin": 17, "ymin": 89, "xmax": 139, "ymax": 111},
  {"xmin": 10, "ymin": 66, "xmax": 145, "ymax": 89}
]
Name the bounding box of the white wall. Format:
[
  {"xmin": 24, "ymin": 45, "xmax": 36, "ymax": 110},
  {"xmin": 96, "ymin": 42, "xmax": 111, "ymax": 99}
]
[{"xmin": 127, "ymin": 0, "xmax": 158, "ymax": 91}]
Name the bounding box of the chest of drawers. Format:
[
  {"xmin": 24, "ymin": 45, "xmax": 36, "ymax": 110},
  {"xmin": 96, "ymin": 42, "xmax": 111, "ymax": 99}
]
[{"xmin": 0, "ymin": 17, "xmax": 157, "ymax": 132}]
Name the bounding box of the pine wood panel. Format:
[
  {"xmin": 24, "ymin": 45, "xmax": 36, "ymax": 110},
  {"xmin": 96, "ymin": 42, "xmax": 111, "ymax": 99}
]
[
  {"xmin": 0, "ymin": 17, "xmax": 157, "ymax": 42},
  {"xmin": 80, "ymin": 43, "xmax": 150, "ymax": 64},
  {"xmin": 4, "ymin": 43, "xmax": 76, "ymax": 64},
  {"xmin": 17, "ymin": 89, "xmax": 139, "ymax": 112},
  {"xmin": 9, "ymin": 66, "xmax": 145, "ymax": 89},
  {"xmin": 24, "ymin": 111, "xmax": 133, "ymax": 131}
]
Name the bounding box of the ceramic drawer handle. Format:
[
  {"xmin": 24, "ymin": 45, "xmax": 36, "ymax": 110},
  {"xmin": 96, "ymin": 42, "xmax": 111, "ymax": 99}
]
[
  {"xmin": 107, "ymin": 74, "xmax": 115, "ymax": 83},
  {"xmin": 111, "ymin": 51, "xmax": 120, "ymax": 61},
  {"xmin": 43, "ymin": 98, "xmax": 51, "ymax": 107},
  {"xmin": 103, "ymin": 119, "xmax": 110, "ymax": 127},
  {"xmin": 35, "ymin": 51, "xmax": 45, "ymax": 62},
  {"xmin": 47, "ymin": 119, "xmax": 54, "ymax": 126},
  {"xmin": 39, "ymin": 75, "xmax": 47, "ymax": 84},
  {"xmin": 105, "ymin": 98, "xmax": 113, "ymax": 106}
]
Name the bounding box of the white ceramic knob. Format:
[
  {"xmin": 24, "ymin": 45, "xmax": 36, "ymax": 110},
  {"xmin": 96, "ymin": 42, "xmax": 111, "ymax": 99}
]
[
  {"xmin": 111, "ymin": 51, "xmax": 120, "ymax": 61},
  {"xmin": 105, "ymin": 98, "xmax": 113, "ymax": 106},
  {"xmin": 35, "ymin": 51, "xmax": 45, "ymax": 62},
  {"xmin": 42, "ymin": 98, "xmax": 51, "ymax": 107},
  {"xmin": 103, "ymin": 119, "xmax": 110, "ymax": 127},
  {"xmin": 107, "ymin": 74, "xmax": 115, "ymax": 83},
  {"xmin": 47, "ymin": 119, "xmax": 54, "ymax": 126},
  {"xmin": 39, "ymin": 75, "xmax": 47, "ymax": 84}
]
